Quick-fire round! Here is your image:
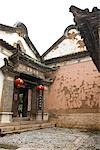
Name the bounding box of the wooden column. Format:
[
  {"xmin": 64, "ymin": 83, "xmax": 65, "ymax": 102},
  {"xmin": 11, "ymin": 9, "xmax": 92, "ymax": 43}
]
[
  {"xmin": 31, "ymin": 87, "xmax": 37, "ymax": 119},
  {"xmin": 36, "ymin": 85, "xmax": 44, "ymax": 121},
  {"xmin": 43, "ymin": 85, "xmax": 49, "ymax": 121}
]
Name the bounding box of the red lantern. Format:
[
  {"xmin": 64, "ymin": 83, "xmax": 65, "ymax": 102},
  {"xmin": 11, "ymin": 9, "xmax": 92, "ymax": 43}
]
[
  {"xmin": 36, "ymin": 85, "xmax": 44, "ymax": 91},
  {"xmin": 15, "ymin": 78, "xmax": 24, "ymax": 87}
]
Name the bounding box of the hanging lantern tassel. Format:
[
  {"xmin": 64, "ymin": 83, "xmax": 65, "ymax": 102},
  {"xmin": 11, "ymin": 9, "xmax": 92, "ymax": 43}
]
[
  {"xmin": 15, "ymin": 78, "xmax": 24, "ymax": 87},
  {"xmin": 36, "ymin": 85, "xmax": 44, "ymax": 91}
]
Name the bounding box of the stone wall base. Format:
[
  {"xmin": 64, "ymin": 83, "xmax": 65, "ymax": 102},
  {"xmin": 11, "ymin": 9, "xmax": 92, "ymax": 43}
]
[
  {"xmin": 36, "ymin": 112, "xmax": 49, "ymax": 121},
  {"xmin": 0, "ymin": 112, "xmax": 13, "ymax": 123},
  {"xmin": 36, "ymin": 112, "xmax": 43, "ymax": 121},
  {"xmin": 55, "ymin": 113, "xmax": 100, "ymax": 130},
  {"xmin": 43, "ymin": 113, "xmax": 49, "ymax": 121}
]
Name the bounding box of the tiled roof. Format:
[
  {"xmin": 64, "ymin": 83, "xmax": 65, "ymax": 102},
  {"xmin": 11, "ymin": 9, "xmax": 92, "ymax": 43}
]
[
  {"xmin": 0, "ymin": 24, "xmax": 16, "ymax": 33},
  {"xmin": 0, "ymin": 39, "xmax": 16, "ymax": 52},
  {"xmin": 0, "ymin": 23, "xmax": 41, "ymax": 60}
]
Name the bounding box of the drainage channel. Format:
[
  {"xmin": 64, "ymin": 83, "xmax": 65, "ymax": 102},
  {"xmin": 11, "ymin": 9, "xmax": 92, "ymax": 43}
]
[{"xmin": 0, "ymin": 144, "xmax": 18, "ymax": 149}]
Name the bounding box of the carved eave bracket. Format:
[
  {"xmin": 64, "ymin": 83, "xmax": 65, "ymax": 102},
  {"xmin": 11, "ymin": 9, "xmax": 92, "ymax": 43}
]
[
  {"xmin": 70, "ymin": 6, "xmax": 100, "ymax": 72},
  {"xmin": 1, "ymin": 58, "xmax": 19, "ymax": 77},
  {"xmin": 9, "ymin": 50, "xmax": 57, "ymax": 73}
]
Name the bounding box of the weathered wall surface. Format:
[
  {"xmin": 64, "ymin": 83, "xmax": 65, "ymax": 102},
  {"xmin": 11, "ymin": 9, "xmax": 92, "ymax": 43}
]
[{"xmin": 46, "ymin": 58, "xmax": 100, "ymax": 129}]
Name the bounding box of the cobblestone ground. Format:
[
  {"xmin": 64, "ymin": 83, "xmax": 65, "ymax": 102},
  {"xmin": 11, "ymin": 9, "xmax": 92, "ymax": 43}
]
[{"xmin": 0, "ymin": 127, "xmax": 100, "ymax": 150}]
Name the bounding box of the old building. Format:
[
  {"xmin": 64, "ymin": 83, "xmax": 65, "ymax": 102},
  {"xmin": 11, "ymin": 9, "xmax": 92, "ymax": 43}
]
[
  {"xmin": 0, "ymin": 22, "xmax": 55, "ymax": 123},
  {"xmin": 42, "ymin": 24, "xmax": 100, "ymax": 129},
  {"xmin": 0, "ymin": 6, "xmax": 100, "ymax": 129}
]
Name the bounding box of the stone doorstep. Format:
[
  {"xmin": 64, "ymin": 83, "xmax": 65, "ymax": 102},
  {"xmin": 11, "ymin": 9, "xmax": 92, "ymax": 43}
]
[
  {"xmin": 0, "ymin": 120, "xmax": 47, "ymax": 127},
  {"xmin": 13, "ymin": 117, "xmax": 30, "ymax": 122},
  {"xmin": 0, "ymin": 121, "xmax": 55, "ymax": 135}
]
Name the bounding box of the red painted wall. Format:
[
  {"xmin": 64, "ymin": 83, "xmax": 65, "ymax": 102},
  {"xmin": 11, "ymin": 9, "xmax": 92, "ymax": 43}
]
[{"xmin": 46, "ymin": 59, "xmax": 100, "ymax": 115}]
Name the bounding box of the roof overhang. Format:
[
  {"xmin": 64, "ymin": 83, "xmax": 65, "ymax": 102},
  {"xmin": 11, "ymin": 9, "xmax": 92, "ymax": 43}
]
[
  {"xmin": 43, "ymin": 51, "xmax": 89, "ymax": 65},
  {"xmin": 70, "ymin": 6, "xmax": 100, "ymax": 72}
]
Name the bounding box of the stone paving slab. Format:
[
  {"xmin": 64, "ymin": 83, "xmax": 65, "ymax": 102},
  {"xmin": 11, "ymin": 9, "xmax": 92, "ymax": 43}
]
[{"xmin": 0, "ymin": 128, "xmax": 100, "ymax": 150}]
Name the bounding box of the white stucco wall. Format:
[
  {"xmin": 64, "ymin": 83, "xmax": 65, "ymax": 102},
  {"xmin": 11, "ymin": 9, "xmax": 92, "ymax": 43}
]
[
  {"xmin": 0, "ymin": 51, "xmax": 8, "ymax": 68},
  {"xmin": 0, "ymin": 70, "xmax": 4, "ymax": 105},
  {"xmin": 0, "ymin": 31, "xmax": 37, "ymax": 60},
  {"xmin": 44, "ymin": 28, "xmax": 87, "ymax": 60}
]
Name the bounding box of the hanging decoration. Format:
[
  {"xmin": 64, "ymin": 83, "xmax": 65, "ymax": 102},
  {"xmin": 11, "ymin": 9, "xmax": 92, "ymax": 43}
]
[
  {"xmin": 36, "ymin": 85, "xmax": 44, "ymax": 91},
  {"xmin": 36, "ymin": 85, "xmax": 44, "ymax": 111},
  {"xmin": 15, "ymin": 78, "xmax": 24, "ymax": 87}
]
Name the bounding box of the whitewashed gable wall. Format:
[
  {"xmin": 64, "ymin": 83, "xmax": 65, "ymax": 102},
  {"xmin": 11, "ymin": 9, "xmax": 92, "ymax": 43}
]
[
  {"xmin": 0, "ymin": 31, "xmax": 37, "ymax": 60},
  {"xmin": 44, "ymin": 29, "xmax": 87, "ymax": 60}
]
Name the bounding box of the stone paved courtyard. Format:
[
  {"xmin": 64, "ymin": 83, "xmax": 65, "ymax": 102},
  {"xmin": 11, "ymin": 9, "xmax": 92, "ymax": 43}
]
[{"xmin": 0, "ymin": 127, "xmax": 100, "ymax": 150}]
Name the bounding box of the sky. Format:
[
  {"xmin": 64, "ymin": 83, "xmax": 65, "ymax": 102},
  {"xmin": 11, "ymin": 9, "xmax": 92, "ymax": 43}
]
[{"xmin": 0, "ymin": 0, "xmax": 99, "ymax": 55}]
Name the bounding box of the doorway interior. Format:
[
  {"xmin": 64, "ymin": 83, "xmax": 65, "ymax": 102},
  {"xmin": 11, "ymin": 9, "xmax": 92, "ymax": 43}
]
[
  {"xmin": 12, "ymin": 73, "xmax": 41, "ymax": 119},
  {"xmin": 12, "ymin": 86, "xmax": 28, "ymax": 118},
  {"xmin": 18, "ymin": 87, "xmax": 28, "ymax": 117}
]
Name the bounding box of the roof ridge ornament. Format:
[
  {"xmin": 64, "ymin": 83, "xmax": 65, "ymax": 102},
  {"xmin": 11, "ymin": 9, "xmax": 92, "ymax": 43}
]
[{"xmin": 14, "ymin": 22, "xmax": 28, "ymax": 38}]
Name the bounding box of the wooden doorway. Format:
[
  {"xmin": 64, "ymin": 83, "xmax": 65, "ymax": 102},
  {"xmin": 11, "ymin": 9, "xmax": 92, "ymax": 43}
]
[
  {"xmin": 12, "ymin": 87, "xmax": 28, "ymax": 118},
  {"xmin": 18, "ymin": 87, "xmax": 28, "ymax": 117}
]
